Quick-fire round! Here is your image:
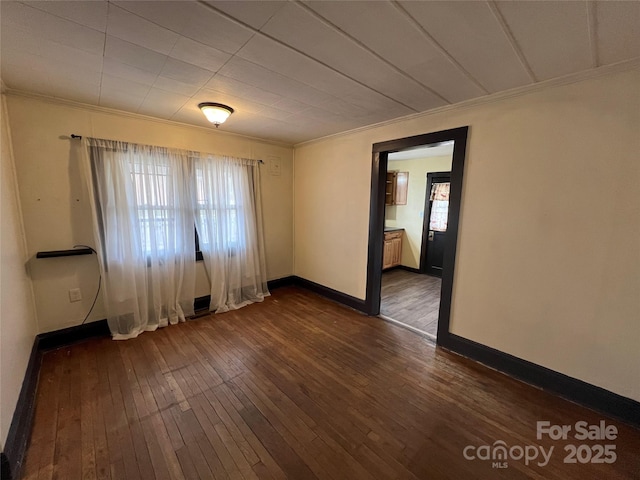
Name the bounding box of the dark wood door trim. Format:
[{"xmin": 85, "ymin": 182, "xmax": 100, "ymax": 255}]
[{"xmin": 365, "ymin": 126, "xmax": 469, "ymax": 347}]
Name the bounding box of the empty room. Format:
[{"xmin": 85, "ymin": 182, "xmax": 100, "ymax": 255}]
[{"xmin": 1, "ymin": 1, "xmax": 639, "ymax": 479}]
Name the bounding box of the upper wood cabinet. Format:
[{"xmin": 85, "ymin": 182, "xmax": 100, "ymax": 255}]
[
  {"xmin": 385, "ymin": 171, "xmax": 408, "ymax": 206},
  {"xmin": 395, "ymin": 171, "xmax": 408, "ymax": 205}
]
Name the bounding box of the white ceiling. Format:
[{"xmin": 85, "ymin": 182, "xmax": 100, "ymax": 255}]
[
  {"xmin": 1, "ymin": 1, "xmax": 638, "ymax": 145},
  {"xmin": 389, "ymin": 141, "xmax": 454, "ymax": 161}
]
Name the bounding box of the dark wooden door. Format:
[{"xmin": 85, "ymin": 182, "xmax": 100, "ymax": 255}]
[{"xmin": 421, "ymin": 172, "xmax": 451, "ymax": 277}]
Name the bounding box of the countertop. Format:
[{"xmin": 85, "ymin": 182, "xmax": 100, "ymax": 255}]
[{"xmin": 384, "ymin": 227, "xmax": 404, "ymax": 232}]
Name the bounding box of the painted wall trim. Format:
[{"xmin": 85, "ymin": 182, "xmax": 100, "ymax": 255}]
[
  {"xmin": 3, "ymin": 90, "xmax": 293, "ymax": 148},
  {"xmin": 0, "ymin": 276, "xmax": 296, "ymax": 479},
  {"xmin": 3, "ymin": 276, "xmax": 638, "ymax": 479},
  {"xmin": 396, "ymin": 265, "xmax": 421, "ymax": 274},
  {"xmin": 3, "ymin": 319, "xmax": 112, "ymax": 480},
  {"xmin": 1, "ymin": 339, "xmax": 41, "ymax": 480},
  {"xmin": 289, "ymin": 274, "xmax": 640, "ymax": 428},
  {"xmin": 295, "ymin": 272, "xmax": 640, "ymax": 428},
  {"xmin": 199, "ymin": 275, "xmax": 365, "ymax": 313},
  {"xmin": 293, "ymin": 276, "xmax": 367, "ymax": 313},
  {"xmin": 37, "ymin": 319, "xmax": 110, "ymax": 351},
  {"xmin": 1, "ymin": 452, "xmax": 10, "ymax": 480},
  {"xmin": 438, "ymin": 333, "xmax": 640, "ymax": 429},
  {"xmin": 194, "ymin": 277, "xmax": 297, "ymax": 312},
  {"xmin": 267, "ymin": 276, "xmax": 297, "ymax": 290},
  {"xmin": 294, "ymin": 57, "xmax": 640, "ymax": 148}
]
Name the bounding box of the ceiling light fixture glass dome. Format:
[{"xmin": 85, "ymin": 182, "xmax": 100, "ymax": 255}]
[{"xmin": 198, "ymin": 102, "xmax": 234, "ymax": 127}]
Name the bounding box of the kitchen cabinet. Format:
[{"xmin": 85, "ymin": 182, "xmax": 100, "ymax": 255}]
[
  {"xmin": 385, "ymin": 171, "xmax": 408, "ymax": 206},
  {"xmin": 383, "ymin": 230, "xmax": 403, "ymax": 269}
]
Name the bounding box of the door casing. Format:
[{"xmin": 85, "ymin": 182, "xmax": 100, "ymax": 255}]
[{"xmin": 365, "ymin": 126, "xmax": 468, "ymax": 344}]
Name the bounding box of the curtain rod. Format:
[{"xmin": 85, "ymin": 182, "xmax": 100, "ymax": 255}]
[{"xmin": 69, "ymin": 134, "xmax": 264, "ymax": 163}]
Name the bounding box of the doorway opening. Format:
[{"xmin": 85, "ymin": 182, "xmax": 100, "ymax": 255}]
[
  {"xmin": 365, "ymin": 127, "xmax": 468, "ymax": 345},
  {"xmin": 380, "ymin": 147, "xmax": 452, "ymax": 338}
]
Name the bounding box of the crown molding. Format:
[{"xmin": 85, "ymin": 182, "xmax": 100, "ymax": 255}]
[
  {"xmin": 5, "ymin": 56, "xmax": 638, "ymax": 151},
  {"xmin": 2, "ymin": 89, "xmax": 294, "ymax": 148},
  {"xmin": 294, "ymin": 57, "xmax": 640, "ymax": 148}
]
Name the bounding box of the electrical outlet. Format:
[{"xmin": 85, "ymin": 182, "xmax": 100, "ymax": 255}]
[{"xmin": 69, "ymin": 288, "xmax": 82, "ymax": 303}]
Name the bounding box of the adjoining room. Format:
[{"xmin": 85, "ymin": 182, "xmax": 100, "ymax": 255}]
[{"xmin": 381, "ymin": 142, "xmax": 453, "ymax": 338}]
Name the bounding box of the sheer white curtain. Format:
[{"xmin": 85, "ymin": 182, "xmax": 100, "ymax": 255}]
[
  {"xmin": 195, "ymin": 155, "xmax": 269, "ymax": 312},
  {"xmin": 81, "ymin": 138, "xmax": 196, "ymax": 339}
]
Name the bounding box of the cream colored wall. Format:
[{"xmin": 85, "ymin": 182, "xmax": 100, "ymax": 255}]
[
  {"xmin": 385, "ymin": 155, "xmax": 452, "ymax": 269},
  {"xmin": 6, "ymin": 94, "xmax": 293, "ymax": 334},
  {"xmin": 294, "ymin": 67, "xmax": 640, "ymax": 402},
  {"xmin": 1, "ymin": 95, "xmax": 38, "ymax": 447}
]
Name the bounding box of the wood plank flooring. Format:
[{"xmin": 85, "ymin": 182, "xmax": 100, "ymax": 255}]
[
  {"xmin": 381, "ymin": 269, "xmax": 441, "ymax": 335},
  {"xmin": 22, "ymin": 287, "xmax": 640, "ymax": 479}
]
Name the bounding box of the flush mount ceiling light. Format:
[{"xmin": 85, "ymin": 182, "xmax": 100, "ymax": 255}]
[{"xmin": 198, "ymin": 102, "xmax": 234, "ymax": 127}]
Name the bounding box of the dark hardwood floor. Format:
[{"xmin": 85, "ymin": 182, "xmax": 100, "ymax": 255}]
[
  {"xmin": 22, "ymin": 287, "xmax": 640, "ymax": 479},
  {"xmin": 380, "ymin": 269, "xmax": 441, "ymax": 336}
]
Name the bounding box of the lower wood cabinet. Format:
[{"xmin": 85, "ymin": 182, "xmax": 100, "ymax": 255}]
[{"xmin": 383, "ymin": 230, "xmax": 403, "ymax": 270}]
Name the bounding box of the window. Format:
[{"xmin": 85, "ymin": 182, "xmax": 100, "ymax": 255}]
[
  {"xmin": 194, "ymin": 161, "xmax": 246, "ymax": 255},
  {"xmin": 131, "ymin": 159, "xmax": 175, "ymax": 256},
  {"xmin": 429, "ymin": 182, "xmax": 450, "ymax": 232},
  {"xmin": 195, "ymin": 169, "xmax": 239, "ymax": 248},
  {"xmin": 85, "ymin": 137, "xmax": 269, "ymax": 334},
  {"xmin": 126, "ymin": 157, "xmax": 246, "ymax": 260},
  {"xmin": 88, "ymin": 140, "xmax": 255, "ymax": 265}
]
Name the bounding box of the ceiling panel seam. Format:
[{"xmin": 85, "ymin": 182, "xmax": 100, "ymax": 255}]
[
  {"xmin": 296, "ymin": 1, "xmax": 450, "ymax": 105},
  {"xmin": 109, "ymin": 0, "xmax": 248, "ymax": 95},
  {"xmin": 293, "ymin": 57, "xmax": 640, "ymax": 148},
  {"xmin": 188, "ymin": 0, "xmax": 279, "ymax": 107},
  {"xmin": 114, "ymin": 0, "xmax": 254, "ymax": 56},
  {"xmin": 16, "ymin": 0, "xmax": 106, "ymax": 33},
  {"xmin": 390, "ymin": 0, "xmax": 489, "ymax": 96},
  {"xmin": 203, "ymin": 59, "xmax": 366, "ymax": 121},
  {"xmin": 197, "ymin": 0, "xmax": 418, "ymax": 113},
  {"xmin": 487, "ymin": 1, "xmax": 537, "ymax": 83},
  {"xmin": 112, "ymin": 1, "xmax": 168, "ymax": 113},
  {"xmin": 98, "ymin": 3, "xmax": 108, "ymax": 107},
  {"xmin": 4, "ymin": 88, "xmax": 295, "ymax": 146},
  {"xmin": 106, "ymin": 1, "xmax": 221, "ymax": 116},
  {"xmin": 587, "ymin": 1, "xmax": 599, "ymax": 68}
]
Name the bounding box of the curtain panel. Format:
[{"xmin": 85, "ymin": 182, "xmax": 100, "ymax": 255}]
[
  {"xmin": 81, "ymin": 138, "xmax": 269, "ymax": 339},
  {"xmin": 195, "ymin": 155, "xmax": 269, "ymax": 313},
  {"xmin": 429, "ymin": 182, "xmax": 451, "ymax": 232}
]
